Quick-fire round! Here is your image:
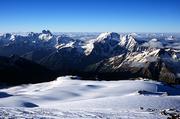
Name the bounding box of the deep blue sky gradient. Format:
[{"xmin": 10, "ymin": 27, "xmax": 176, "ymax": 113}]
[{"xmin": 0, "ymin": 0, "xmax": 180, "ymax": 32}]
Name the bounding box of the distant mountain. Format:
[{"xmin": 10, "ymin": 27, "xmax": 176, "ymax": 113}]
[
  {"xmin": 0, "ymin": 31, "xmax": 179, "ymax": 84},
  {"xmin": 40, "ymin": 32, "xmax": 128, "ymax": 72},
  {"xmin": 86, "ymin": 48, "xmax": 180, "ymax": 84},
  {"xmin": 0, "ymin": 30, "xmax": 56, "ymax": 57}
]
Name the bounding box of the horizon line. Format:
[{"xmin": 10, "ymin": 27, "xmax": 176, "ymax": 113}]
[{"xmin": 0, "ymin": 30, "xmax": 180, "ymax": 34}]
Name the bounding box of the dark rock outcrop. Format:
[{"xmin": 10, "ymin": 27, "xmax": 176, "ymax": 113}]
[{"xmin": 0, "ymin": 55, "xmax": 56, "ymax": 85}]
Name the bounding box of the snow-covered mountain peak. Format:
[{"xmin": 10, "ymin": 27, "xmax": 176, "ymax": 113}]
[
  {"xmin": 39, "ymin": 30, "xmax": 53, "ymax": 41},
  {"xmin": 42, "ymin": 30, "xmax": 52, "ymax": 35},
  {"xmin": 96, "ymin": 32, "xmax": 120, "ymax": 42},
  {"xmin": 55, "ymin": 35, "xmax": 84, "ymax": 52},
  {"xmin": 80, "ymin": 32, "xmax": 121, "ymax": 56},
  {"xmin": 119, "ymin": 34, "xmax": 138, "ymax": 51},
  {"xmin": 9, "ymin": 34, "xmax": 15, "ymax": 41},
  {"xmin": 0, "ymin": 33, "xmax": 14, "ymax": 43},
  {"xmin": 0, "ymin": 33, "xmax": 12, "ymax": 40}
]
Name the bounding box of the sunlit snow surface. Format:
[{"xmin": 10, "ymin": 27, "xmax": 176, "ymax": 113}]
[{"xmin": 0, "ymin": 76, "xmax": 180, "ymax": 118}]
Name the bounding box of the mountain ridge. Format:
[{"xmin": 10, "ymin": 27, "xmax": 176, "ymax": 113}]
[{"xmin": 0, "ymin": 30, "xmax": 179, "ymax": 84}]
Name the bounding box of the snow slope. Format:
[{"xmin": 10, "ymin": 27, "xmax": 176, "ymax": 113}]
[{"xmin": 0, "ymin": 76, "xmax": 179, "ymax": 118}]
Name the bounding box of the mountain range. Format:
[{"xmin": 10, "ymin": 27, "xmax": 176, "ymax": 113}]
[{"xmin": 0, "ymin": 30, "xmax": 179, "ymax": 84}]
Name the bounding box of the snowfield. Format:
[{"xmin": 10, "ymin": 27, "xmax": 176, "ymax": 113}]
[{"xmin": 0, "ymin": 76, "xmax": 180, "ymax": 118}]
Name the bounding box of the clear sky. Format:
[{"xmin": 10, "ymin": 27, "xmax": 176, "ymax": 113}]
[{"xmin": 0, "ymin": 0, "xmax": 180, "ymax": 32}]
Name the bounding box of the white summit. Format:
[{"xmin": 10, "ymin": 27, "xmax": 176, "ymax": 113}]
[{"xmin": 96, "ymin": 32, "xmax": 120, "ymax": 42}]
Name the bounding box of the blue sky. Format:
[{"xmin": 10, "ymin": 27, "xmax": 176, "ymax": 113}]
[{"xmin": 0, "ymin": 0, "xmax": 180, "ymax": 32}]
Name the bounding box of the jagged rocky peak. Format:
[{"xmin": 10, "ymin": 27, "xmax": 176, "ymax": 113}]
[
  {"xmin": 3, "ymin": 33, "xmax": 12, "ymax": 38},
  {"xmin": 120, "ymin": 34, "xmax": 136, "ymax": 46},
  {"xmin": 39, "ymin": 30, "xmax": 53, "ymax": 41},
  {"xmin": 42, "ymin": 30, "xmax": 52, "ymax": 35},
  {"xmin": 96, "ymin": 32, "xmax": 120, "ymax": 42},
  {"xmin": 119, "ymin": 34, "xmax": 138, "ymax": 51},
  {"xmin": 0, "ymin": 33, "xmax": 16, "ymax": 42}
]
